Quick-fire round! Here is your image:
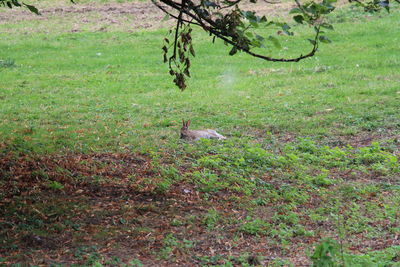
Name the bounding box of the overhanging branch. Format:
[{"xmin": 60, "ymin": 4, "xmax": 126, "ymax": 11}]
[{"xmin": 155, "ymin": 0, "xmax": 320, "ymax": 63}]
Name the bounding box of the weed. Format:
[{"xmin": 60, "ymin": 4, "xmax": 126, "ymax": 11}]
[
  {"xmin": 170, "ymin": 218, "xmax": 185, "ymax": 226},
  {"xmin": 158, "ymin": 234, "xmax": 193, "ymax": 260},
  {"xmin": 272, "ymin": 211, "xmax": 299, "ymax": 226},
  {"xmin": 312, "ymin": 171, "xmax": 335, "ymax": 186},
  {"xmin": 253, "ymin": 197, "xmax": 268, "ymax": 206},
  {"xmin": 155, "ymin": 179, "xmax": 172, "ymax": 194},
  {"xmin": 74, "ymin": 245, "xmax": 99, "ymax": 262},
  {"xmin": 202, "ymin": 208, "xmax": 220, "ymax": 229},
  {"xmin": 0, "ymin": 58, "xmax": 15, "ymax": 68},
  {"xmin": 127, "ymin": 259, "xmax": 144, "ymax": 267},
  {"xmin": 311, "ymin": 238, "xmax": 341, "ymax": 267},
  {"xmin": 238, "ymin": 217, "xmax": 270, "ymax": 236},
  {"xmin": 46, "ymin": 180, "xmax": 64, "ymax": 190}
]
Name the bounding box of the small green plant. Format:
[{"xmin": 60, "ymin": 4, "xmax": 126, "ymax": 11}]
[
  {"xmin": 128, "ymin": 258, "xmax": 144, "ymax": 267},
  {"xmin": 312, "ymin": 171, "xmax": 335, "ymax": 186},
  {"xmin": 203, "ymin": 208, "xmax": 220, "ymax": 229},
  {"xmin": 272, "ymin": 211, "xmax": 299, "ymax": 225},
  {"xmin": 253, "ymin": 197, "xmax": 268, "ymax": 206},
  {"xmin": 155, "ymin": 179, "xmax": 172, "ymax": 194},
  {"xmin": 158, "ymin": 234, "xmax": 193, "ymax": 260},
  {"xmin": 105, "ymin": 256, "xmax": 122, "ymax": 265},
  {"xmin": 46, "ymin": 180, "xmax": 64, "ymax": 190},
  {"xmin": 238, "ymin": 218, "xmax": 270, "ymax": 236},
  {"xmin": 160, "ymin": 165, "xmax": 181, "ymax": 181},
  {"xmin": 170, "ymin": 218, "xmax": 185, "ymax": 226},
  {"xmin": 0, "ymin": 58, "xmax": 15, "ymax": 68},
  {"xmin": 279, "ymin": 186, "xmax": 309, "ymax": 204},
  {"xmin": 85, "ymin": 252, "xmax": 102, "ymax": 265},
  {"xmin": 73, "ymin": 245, "xmax": 99, "ymax": 261},
  {"xmin": 192, "ymin": 170, "xmax": 225, "ymax": 193},
  {"xmin": 31, "ymin": 169, "xmax": 49, "ymax": 180},
  {"xmin": 197, "ymin": 155, "xmax": 224, "ymax": 169},
  {"xmin": 311, "ymin": 238, "xmax": 341, "ymax": 267}
]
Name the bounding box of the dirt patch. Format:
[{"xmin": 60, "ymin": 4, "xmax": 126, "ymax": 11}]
[
  {"xmin": 329, "ymin": 131, "xmax": 400, "ymax": 150},
  {"xmin": 0, "ymin": 152, "xmax": 153, "ymax": 198},
  {"xmin": 247, "ymin": 126, "xmax": 399, "ymax": 154},
  {"xmin": 0, "ymin": 0, "xmax": 297, "ymax": 33},
  {"xmin": 21, "ymin": 233, "xmax": 62, "ymax": 250},
  {"xmin": 0, "ymin": 0, "xmax": 355, "ymax": 32},
  {"xmin": 0, "ymin": 1, "xmax": 172, "ymax": 32}
]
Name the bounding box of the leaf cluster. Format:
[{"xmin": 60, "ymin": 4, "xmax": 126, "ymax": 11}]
[
  {"xmin": 153, "ymin": 0, "xmax": 339, "ymax": 89},
  {"xmin": 0, "ymin": 0, "xmax": 40, "ymax": 14},
  {"xmin": 349, "ymin": 0, "xmax": 399, "ymax": 12},
  {"xmin": 163, "ymin": 25, "xmax": 195, "ymax": 90}
]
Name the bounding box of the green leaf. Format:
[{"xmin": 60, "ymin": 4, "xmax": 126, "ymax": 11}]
[
  {"xmin": 242, "ymin": 11, "xmax": 256, "ymax": 21},
  {"xmin": 250, "ymin": 39, "xmax": 262, "ymax": 47},
  {"xmin": 268, "ymin": 36, "xmax": 281, "ymax": 49},
  {"xmin": 308, "ymin": 39, "xmax": 317, "ymax": 45},
  {"xmin": 229, "ymin": 47, "xmax": 238, "ymax": 56},
  {"xmin": 282, "ymin": 23, "xmax": 293, "ymax": 35},
  {"xmin": 255, "ymin": 34, "xmax": 264, "ymax": 42},
  {"xmin": 319, "ymin": 35, "xmax": 332, "ymax": 43},
  {"xmin": 12, "ymin": 0, "xmax": 22, "ymax": 7},
  {"xmin": 23, "ymin": 3, "xmax": 41, "ymax": 15},
  {"xmin": 203, "ymin": 0, "xmax": 218, "ymax": 7},
  {"xmin": 282, "ymin": 23, "xmax": 291, "ymax": 31},
  {"xmin": 189, "ymin": 45, "xmax": 196, "ymax": 57},
  {"xmin": 245, "ymin": 32, "xmax": 254, "ymax": 38},
  {"xmin": 323, "ymin": 0, "xmax": 338, "ymax": 4},
  {"xmin": 260, "ymin": 16, "xmax": 267, "ymax": 23},
  {"xmin": 250, "ymin": 21, "xmax": 260, "ymax": 28},
  {"xmin": 293, "ymin": 15, "xmax": 304, "ymax": 24},
  {"xmin": 379, "ymin": 0, "xmax": 390, "ymax": 12},
  {"xmin": 184, "ymin": 68, "xmax": 190, "ymax": 77}
]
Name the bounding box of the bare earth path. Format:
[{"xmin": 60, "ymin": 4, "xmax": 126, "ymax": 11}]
[{"xmin": 0, "ymin": 0, "xmax": 295, "ymax": 33}]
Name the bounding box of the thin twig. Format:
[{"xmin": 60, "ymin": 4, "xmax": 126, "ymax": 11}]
[{"xmin": 152, "ymin": 1, "xmax": 201, "ymax": 26}]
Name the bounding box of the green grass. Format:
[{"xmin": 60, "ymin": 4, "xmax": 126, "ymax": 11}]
[
  {"xmin": 1, "ymin": 7, "xmax": 399, "ymax": 153},
  {"xmin": 0, "ymin": 2, "xmax": 399, "ymax": 266}
]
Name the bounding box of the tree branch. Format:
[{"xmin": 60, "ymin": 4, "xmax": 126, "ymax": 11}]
[{"xmin": 157, "ymin": 0, "xmax": 320, "ymax": 62}]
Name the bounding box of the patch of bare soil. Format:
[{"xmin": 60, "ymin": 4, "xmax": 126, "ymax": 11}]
[
  {"xmin": 329, "ymin": 130, "xmax": 400, "ymax": 149},
  {"xmin": 251, "ymin": 126, "xmax": 400, "ymax": 153},
  {"xmin": 0, "ymin": 1, "xmax": 172, "ymax": 32},
  {"xmin": 0, "ymin": 0, "xmax": 297, "ymax": 33}
]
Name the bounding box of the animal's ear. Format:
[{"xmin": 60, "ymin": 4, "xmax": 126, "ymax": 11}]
[
  {"xmin": 182, "ymin": 119, "xmax": 185, "ymax": 126},
  {"xmin": 187, "ymin": 120, "xmax": 191, "ymax": 127}
]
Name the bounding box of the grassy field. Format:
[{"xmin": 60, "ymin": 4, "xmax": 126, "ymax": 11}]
[{"xmin": 1, "ymin": 1, "xmax": 399, "ymax": 266}]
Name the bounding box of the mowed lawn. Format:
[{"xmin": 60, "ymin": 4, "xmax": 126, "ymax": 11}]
[
  {"xmin": 1, "ymin": 3, "xmax": 399, "ymax": 153},
  {"xmin": 0, "ymin": 1, "xmax": 399, "ymax": 266}
]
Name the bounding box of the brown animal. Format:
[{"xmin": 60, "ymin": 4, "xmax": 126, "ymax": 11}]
[{"xmin": 180, "ymin": 119, "xmax": 227, "ymax": 141}]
